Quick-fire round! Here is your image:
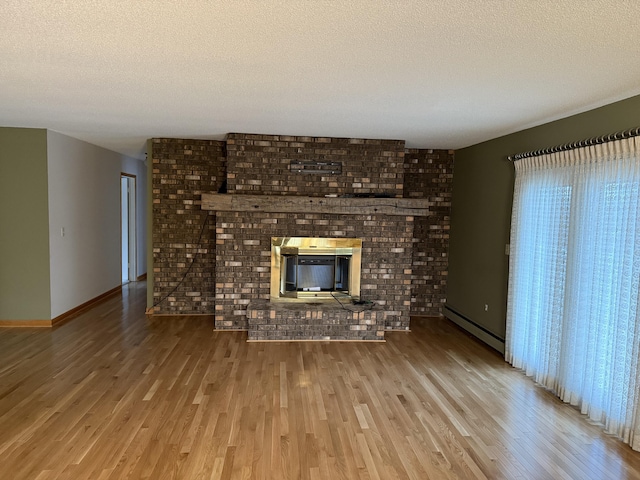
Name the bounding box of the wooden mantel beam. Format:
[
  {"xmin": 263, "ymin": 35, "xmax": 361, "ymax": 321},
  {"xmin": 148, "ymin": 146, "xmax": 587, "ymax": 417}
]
[{"xmin": 201, "ymin": 193, "xmax": 432, "ymax": 216}]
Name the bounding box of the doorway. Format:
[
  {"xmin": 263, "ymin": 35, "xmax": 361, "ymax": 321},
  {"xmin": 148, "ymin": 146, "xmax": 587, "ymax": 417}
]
[{"xmin": 121, "ymin": 174, "xmax": 136, "ymax": 283}]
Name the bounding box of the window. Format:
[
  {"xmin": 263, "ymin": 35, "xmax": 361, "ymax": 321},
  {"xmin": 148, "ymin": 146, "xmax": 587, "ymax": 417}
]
[{"xmin": 506, "ymin": 136, "xmax": 640, "ymax": 449}]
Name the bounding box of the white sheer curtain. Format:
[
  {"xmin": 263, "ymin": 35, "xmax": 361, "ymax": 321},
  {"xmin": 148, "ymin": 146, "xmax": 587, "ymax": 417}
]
[{"xmin": 506, "ymin": 135, "xmax": 640, "ymax": 449}]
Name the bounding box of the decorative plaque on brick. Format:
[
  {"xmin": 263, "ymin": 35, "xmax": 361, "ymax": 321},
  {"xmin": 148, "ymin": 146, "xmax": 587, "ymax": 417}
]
[{"xmin": 289, "ymin": 160, "xmax": 342, "ymax": 175}]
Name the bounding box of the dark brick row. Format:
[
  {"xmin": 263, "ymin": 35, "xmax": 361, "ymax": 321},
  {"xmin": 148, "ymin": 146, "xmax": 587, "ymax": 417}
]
[{"xmin": 404, "ymin": 149, "xmax": 454, "ymax": 315}]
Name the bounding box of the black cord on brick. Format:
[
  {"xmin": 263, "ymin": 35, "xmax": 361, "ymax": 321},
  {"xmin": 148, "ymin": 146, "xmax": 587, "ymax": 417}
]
[
  {"xmin": 152, "ymin": 212, "xmax": 211, "ymax": 308},
  {"xmin": 330, "ymin": 292, "xmax": 373, "ymax": 312}
]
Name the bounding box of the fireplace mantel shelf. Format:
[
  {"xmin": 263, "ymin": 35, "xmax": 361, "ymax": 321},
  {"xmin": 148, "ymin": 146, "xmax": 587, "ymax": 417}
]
[{"xmin": 201, "ymin": 193, "xmax": 431, "ymax": 216}]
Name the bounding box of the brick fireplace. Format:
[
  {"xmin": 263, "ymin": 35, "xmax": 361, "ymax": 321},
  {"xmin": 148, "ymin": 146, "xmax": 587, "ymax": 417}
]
[
  {"xmin": 151, "ymin": 134, "xmax": 454, "ymax": 338},
  {"xmin": 206, "ymin": 197, "xmax": 420, "ymax": 338}
]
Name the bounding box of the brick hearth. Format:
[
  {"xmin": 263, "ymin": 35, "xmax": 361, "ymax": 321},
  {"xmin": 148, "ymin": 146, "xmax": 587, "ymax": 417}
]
[{"xmin": 246, "ymin": 299, "xmax": 385, "ymax": 341}]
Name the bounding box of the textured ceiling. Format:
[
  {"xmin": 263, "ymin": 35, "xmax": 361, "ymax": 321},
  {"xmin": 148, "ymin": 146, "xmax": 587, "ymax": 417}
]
[{"xmin": 1, "ymin": 1, "xmax": 640, "ymax": 159}]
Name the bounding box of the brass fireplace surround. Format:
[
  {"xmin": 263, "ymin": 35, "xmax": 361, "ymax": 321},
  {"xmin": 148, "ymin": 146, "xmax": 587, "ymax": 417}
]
[{"xmin": 270, "ymin": 237, "xmax": 362, "ymax": 302}]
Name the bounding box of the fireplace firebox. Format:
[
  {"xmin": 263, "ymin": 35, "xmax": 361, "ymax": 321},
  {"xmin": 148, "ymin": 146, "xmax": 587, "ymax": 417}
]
[{"xmin": 270, "ymin": 237, "xmax": 362, "ymax": 301}]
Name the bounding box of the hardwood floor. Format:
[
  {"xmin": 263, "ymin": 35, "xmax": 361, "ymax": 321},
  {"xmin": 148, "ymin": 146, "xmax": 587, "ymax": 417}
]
[{"xmin": 1, "ymin": 282, "xmax": 640, "ymax": 479}]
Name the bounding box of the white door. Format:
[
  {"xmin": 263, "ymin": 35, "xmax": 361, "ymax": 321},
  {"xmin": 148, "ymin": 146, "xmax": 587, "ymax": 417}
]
[{"xmin": 121, "ymin": 174, "xmax": 136, "ymax": 283}]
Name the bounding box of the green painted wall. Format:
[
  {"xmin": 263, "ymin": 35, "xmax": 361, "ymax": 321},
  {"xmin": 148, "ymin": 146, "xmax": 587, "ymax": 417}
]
[
  {"xmin": 447, "ymin": 94, "xmax": 640, "ymax": 345},
  {"xmin": 0, "ymin": 127, "xmax": 52, "ymax": 320}
]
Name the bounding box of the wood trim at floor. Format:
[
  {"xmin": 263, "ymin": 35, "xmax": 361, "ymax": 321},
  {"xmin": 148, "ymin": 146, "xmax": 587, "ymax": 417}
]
[
  {"xmin": 51, "ymin": 285, "xmax": 123, "ymax": 327},
  {"xmin": 0, "ymin": 319, "xmax": 52, "ymax": 327},
  {"xmin": 136, "ymin": 273, "xmax": 147, "ymax": 281},
  {"xmin": 0, "ymin": 286, "xmax": 122, "ymax": 328}
]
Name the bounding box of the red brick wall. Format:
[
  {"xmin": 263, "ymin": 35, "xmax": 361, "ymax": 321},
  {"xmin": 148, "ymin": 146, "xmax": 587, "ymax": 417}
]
[
  {"xmin": 150, "ymin": 135, "xmax": 454, "ymax": 322},
  {"xmin": 151, "ymin": 138, "xmax": 226, "ymax": 313},
  {"xmin": 226, "ymin": 133, "xmax": 405, "ymax": 197},
  {"xmin": 214, "ymin": 211, "xmax": 414, "ymax": 330},
  {"xmin": 404, "ymin": 149, "xmax": 454, "ymax": 315}
]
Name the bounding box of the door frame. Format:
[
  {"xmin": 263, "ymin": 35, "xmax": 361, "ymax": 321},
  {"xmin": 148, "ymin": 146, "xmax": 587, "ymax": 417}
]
[{"xmin": 121, "ymin": 173, "xmax": 137, "ymax": 283}]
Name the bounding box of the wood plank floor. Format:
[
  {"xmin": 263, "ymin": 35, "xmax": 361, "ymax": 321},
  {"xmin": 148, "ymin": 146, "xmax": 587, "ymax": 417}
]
[{"xmin": 2, "ymin": 282, "xmax": 640, "ymax": 479}]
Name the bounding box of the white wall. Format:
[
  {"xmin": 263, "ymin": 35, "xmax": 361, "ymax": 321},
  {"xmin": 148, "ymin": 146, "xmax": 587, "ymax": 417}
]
[{"xmin": 47, "ymin": 131, "xmax": 146, "ymax": 318}]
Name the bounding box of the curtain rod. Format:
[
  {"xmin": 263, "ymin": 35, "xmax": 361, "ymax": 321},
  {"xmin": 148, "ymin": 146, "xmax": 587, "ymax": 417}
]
[{"xmin": 507, "ymin": 126, "xmax": 640, "ymax": 161}]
